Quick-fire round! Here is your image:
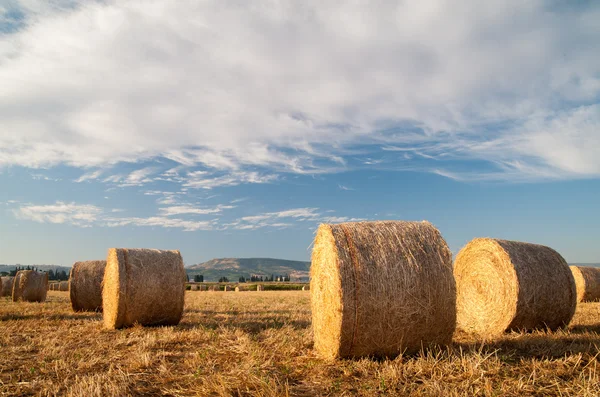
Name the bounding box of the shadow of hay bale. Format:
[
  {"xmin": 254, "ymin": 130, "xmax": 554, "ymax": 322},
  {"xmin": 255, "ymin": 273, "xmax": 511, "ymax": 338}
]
[
  {"xmin": 455, "ymin": 333, "xmax": 600, "ymax": 360},
  {"xmin": 0, "ymin": 313, "xmax": 101, "ymax": 322},
  {"xmin": 568, "ymin": 324, "xmax": 600, "ymax": 334}
]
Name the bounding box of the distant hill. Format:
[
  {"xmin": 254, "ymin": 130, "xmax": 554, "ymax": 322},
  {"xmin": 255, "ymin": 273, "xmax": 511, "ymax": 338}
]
[
  {"xmin": 570, "ymin": 263, "xmax": 600, "ymax": 268},
  {"xmin": 187, "ymin": 258, "xmax": 310, "ymax": 282}
]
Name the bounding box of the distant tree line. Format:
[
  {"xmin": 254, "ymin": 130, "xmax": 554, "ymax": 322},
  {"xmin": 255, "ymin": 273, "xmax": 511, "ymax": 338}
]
[
  {"xmin": 186, "ymin": 273, "xmax": 292, "ymax": 283},
  {"xmin": 240, "ymin": 274, "xmax": 290, "ymax": 283},
  {"xmin": 193, "ymin": 274, "xmax": 204, "ymax": 282},
  {"xmin": 2, "ymin": 266, "xmax": 68, "ymax": 281}
]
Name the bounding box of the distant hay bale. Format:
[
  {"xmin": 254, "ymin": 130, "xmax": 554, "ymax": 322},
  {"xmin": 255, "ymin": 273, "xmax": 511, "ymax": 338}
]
[
  {"xmin": 310, "ymin": 220, "xmax": 456, "ymax": 359},
  {"xmin": 454, "ymin": 238, "xmax": 577, "ymax": 338},
  {"xmin": 224, "ymin": 285, "xmax": 229, "ymax": 292},
  {"xmin": 571, "ymin": 266, "xmax": 600, "ymax": 303},
  {"xmin": 256, "ymin": 285, "xmax": 263, "ymax": 291},
  {"xmin": 58, "ymin": 281, "xmax": 69, "ymax": 291},
  {"xmin": 191, "ymin": 284, "xmax": 200, "ymax": 291},
  {"xmin": 302, "ymin": 285, "xmax": 309, "ymax": 291},
  {"xmin": 69, "ymin": 260, "xmax": 106, "ymax": 312},
  {"xmin": 102, "ymin": 248, "xmax": 186, "ymax": 329},
  {"xmin": 0, "ymin": 276, "xmax": 10, "ymax": 296},
  {"xmin": 12, "ymin": 270, "xmax": 48, "ymax": 302},
  {"xmin": 235, "ymin": 286, "xmax": 240, "ymax": 292}
]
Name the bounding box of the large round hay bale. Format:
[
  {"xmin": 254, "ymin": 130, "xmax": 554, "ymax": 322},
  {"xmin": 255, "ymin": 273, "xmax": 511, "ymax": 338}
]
[
  {"xmin": 310, "ymin": 220, "xmax": 456, "ymax": 359},
  {"xmin": 12, "ymin": 270, "xmax": 48, "ymax": 302},
  {"xmin": 454, "ymin": 238, "xmax": 576, "ymax": 338},
  {"xmin": 69, "ymin": 260, "xmax": 106, "ymax": 312},
  {"xmin": 570, "ymin": 266, "xmax": 600, "ymax": 303},
  {"xmin": 102, "ymin": 248, "xmax": 186, "ymax": 329}
]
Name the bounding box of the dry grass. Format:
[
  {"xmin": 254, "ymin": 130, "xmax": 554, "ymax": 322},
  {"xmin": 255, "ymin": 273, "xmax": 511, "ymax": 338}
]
[{"xmin": 1, "ymin": 291, "xmax": 599, "ymax": 396}]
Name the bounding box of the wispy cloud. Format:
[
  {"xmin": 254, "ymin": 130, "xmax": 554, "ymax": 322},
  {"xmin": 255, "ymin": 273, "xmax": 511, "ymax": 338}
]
[
  {"xmin": 104, "ymin": 216, "xmax": 215, "ymax": 232},
  {"xmin": 158, "ymin": 204, "xmax": 235, "ymax": 216},
  {"xmin": 228, "ymin": 208, "xmax": 364, "ymax": 230},
  {"xmin": 183, "ymin": 171, "xmax": 278, "ymax": 189},
  {"xmin": 118, "ymin": 167, "xmax": 157, "ymax": 187},
  {"xmin": 74, "ymin": 169, "xmax": 103, "ymax": 183},
  {"xmin": 13, "ymin": 202, "xmax": 102, "ymax": 227}
]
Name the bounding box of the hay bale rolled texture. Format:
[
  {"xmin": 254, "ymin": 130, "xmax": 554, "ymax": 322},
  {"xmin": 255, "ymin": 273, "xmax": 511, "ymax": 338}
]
[
  {"xmin": 59, "ymin": 281, "xmax": 69, "ymax": 291},
  {"xmin": 454, "ymin": 238, "xmax": 576, "ymax": 338},
  {"xmin": 571, "ymin": 266, "xmax": 600, "ymax": 303},
  {"xmin": 102, "ymin": 248, "xmax": 185, "ymax": 329},
  {"xmin": 12, "ymin": 270, "xmax": 48, "ymax": 302},
  {"xmin": 310, "ymin": 220, "xmax": 456, "ymax": 359},
  {"xmin": 70, "ymin": 260, "xmax": 106, "ymax": 312}
]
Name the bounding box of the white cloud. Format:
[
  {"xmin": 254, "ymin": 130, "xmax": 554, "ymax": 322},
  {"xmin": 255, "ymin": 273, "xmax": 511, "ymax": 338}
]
[
  {"xmin": 117, "ymin": 167, "xmax": 157, "ymax": 187},
  {"xmin": 0, "ymin": 1, "xmax": 599, "ymax": 181},
  {"xmin": 104, "ymin": 216, "xmax": 214, "ymax": 232},
  {"xmin": 13, "ymin": 201, "xmax": 102, "ymax": 227},
  {"xmin": 229, "ymin": 207, "xmax": 363, "ymax": 230},
  {"xmin": 75, "ymin": 169, "xmax": 103, "ymax": 183},
  {"xmin": 183, "ymin": 171, "xmax": 278, "ymax": 189},
  {"xmin": 158, "ymin": 204, "xmax": 235, "ymax": 216}
]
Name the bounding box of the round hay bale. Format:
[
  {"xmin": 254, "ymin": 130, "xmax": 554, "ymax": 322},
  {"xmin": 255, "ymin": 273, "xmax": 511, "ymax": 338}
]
[
  {"xmin": 69, "ymin": 260, "xmax": 106, "ymax": 312},
  {"xmin": 454, "ymin": 238, "xmax": 577, "ymax": 338},
  {"xmin": 570, "ymin": 266, "xmax": 600, "ymax": 303},
  {"xmin": 102, "ymin": 248, "xmax": 186, "ymax": 329},
  {"xmin": 0, "ymin": 276, "xmax": 15, "ymax": 296},
  {"xmin": 234, "ymin": 286, "xmax": 240, "ymax": 292},
  {"xmin": 310, "ymin": 220, "xmax": 456, "ymax": 359},
  {"xmin": 58, "ymin": 281, "xmax": 69, "ymax": 291},
  {"xmin": 191, "ymin": 284, "xmax": 200, "ymax": 291},
  {"xmin": 12, "ymin": 270, "xmax": 48, "ymax": 302},
  {"xmin": 224, "ymin": 285, "xmax": 229, "ymax": 292},
  {"xmin": 256, "ymin": 285, "xmax": 263, "ymax": 291}
]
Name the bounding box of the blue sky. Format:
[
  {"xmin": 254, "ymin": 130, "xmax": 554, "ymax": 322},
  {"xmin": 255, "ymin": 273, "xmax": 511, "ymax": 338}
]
[{"xmin": 0, "ymin": 0, "xmax": 599, "ymax": 266}]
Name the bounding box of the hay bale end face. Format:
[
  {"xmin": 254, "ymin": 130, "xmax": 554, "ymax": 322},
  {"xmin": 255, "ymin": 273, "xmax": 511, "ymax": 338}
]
[
  {"xmin": 70, "ymin": 260, "xmax": 106, "ymax": 312},
  {"xmin": 12, "ymin": 270, "xmax": 48, "ymax": 302},
  {"xmin": 454, "ymin": 238, "xmax": 576, "ymax": 338},
  {"xmin": 235, "ymin": 286, "xmax": 240, "ymax": 292},
  {"xmin": 310, "ymin": 220, "xmax": 456, "ymax": 359},
  {"xmin": 102, "ymin": 248, "xmax": 186, "ymax": 329},
  {"xmin": 256, "ymin": 284, "xmax": 263, "ymax": 291},
  {"xmin": 571, "ymin": 266, "xmax": 600, "ymax": 303}
]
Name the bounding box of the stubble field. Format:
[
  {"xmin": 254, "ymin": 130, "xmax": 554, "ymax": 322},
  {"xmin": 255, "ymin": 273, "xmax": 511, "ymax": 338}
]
[{"xmin": 1, "ymin": 291, "xmax": 599, "ymax": 396}]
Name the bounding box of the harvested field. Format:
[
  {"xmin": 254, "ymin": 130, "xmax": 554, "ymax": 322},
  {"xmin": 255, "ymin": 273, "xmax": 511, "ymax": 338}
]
[{"xmin": 0, "ymin": 291, "xmax": 599, "ymax": 396}]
